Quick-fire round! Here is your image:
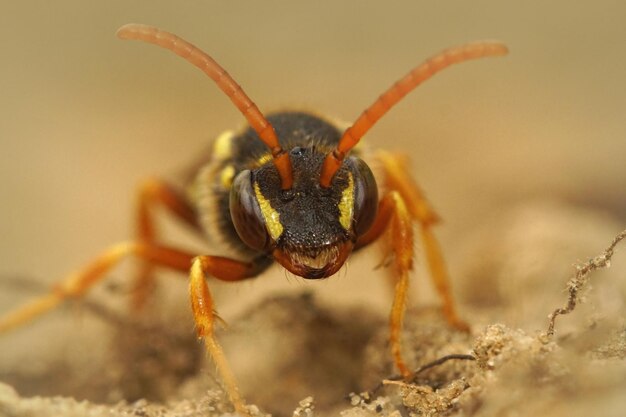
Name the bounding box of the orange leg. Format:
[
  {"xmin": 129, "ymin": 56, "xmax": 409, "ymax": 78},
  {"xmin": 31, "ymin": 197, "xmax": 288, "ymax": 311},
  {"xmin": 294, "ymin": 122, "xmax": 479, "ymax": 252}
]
[
  {"xmin": 376, "ymin": 150, "xmax": 469, "ymax": 331},
  {"xmin": 358, "ymin": 191, "xmax": 414, "ymax": 377},
  {"xmin": 189, "ymin": 255, "xmax": 263, "ymax": 416},
  {"xmin": 0, "ymin": 238, "xmax": 264, "ymax": 415},
  {"xmin": 0, "ymin": 242, "xmax": 194, "ymax": 333},
  {"xmin": 355, "ymin": 151, "xmax": 469, "ymax": 375},
  {"xmin": 134, "ymin": 178, "xmax": 201, "ymax": 309}
]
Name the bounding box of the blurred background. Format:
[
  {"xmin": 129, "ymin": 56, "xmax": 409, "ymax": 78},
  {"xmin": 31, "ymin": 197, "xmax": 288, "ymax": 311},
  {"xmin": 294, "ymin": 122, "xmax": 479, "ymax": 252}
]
[{"xmin": 0, "ymin": 0, "xmax": 624, "ymax": 399}]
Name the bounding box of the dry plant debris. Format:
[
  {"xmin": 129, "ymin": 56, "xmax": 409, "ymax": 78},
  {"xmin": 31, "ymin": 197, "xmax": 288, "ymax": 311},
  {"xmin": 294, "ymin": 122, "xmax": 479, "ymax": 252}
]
[{"xmin": 545, "ymin": 229, "xmax": 626, "ymax": 338}]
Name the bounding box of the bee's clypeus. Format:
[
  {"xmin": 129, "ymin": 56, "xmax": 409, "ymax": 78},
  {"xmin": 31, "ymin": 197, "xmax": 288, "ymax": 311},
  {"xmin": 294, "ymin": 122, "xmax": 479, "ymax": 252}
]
[{"xmin": 0, "ymin": 24, "xmax": 507, "ymax": 416}]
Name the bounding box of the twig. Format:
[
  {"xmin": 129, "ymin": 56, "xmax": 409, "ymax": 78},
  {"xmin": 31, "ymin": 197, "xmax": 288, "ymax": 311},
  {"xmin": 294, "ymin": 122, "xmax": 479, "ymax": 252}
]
[
  {"xmin": 545, "ymin": 229, "xmax": 626, "ymax": 338},
  {"xmin": 367, "ymin": 354, "xmax": 476, "ymax": 397}
]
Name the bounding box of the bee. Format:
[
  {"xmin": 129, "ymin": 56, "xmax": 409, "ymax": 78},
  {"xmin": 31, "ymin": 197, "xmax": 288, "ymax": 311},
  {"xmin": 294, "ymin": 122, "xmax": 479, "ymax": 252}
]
[{"xmin": 0, "ymin": 24, "xmax": 507, "ymax": 415}]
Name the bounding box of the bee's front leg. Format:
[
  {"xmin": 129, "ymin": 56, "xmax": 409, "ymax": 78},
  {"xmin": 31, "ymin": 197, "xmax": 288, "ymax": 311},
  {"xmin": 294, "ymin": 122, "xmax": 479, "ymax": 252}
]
[
  {"xmin": 188, "ymin": 255, "xmax": 266, "ymax": 417},
  {"xmin": 376, "ymin": 150, "xmax": 469, "ymax": 332}
]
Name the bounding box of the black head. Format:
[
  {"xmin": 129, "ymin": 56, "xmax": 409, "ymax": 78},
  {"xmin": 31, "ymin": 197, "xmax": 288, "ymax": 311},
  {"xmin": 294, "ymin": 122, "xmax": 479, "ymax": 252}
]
[
  {"xmin": 230, "ymin": 144, "xmax": 378, "ymax": 279},
  {"xmin": 118, "ymin": 24, "xmax": 507, "ymax": 278}
]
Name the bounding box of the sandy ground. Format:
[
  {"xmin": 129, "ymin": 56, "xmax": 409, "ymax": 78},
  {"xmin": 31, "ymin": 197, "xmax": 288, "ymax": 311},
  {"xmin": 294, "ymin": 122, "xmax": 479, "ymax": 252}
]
[
  {"xmin": 1, "ymin": 2, "xmax": 625, "ymax": 417},
  {"xmin": 0, "ymin": 202, "xmax": 624, "ymax": 416}
]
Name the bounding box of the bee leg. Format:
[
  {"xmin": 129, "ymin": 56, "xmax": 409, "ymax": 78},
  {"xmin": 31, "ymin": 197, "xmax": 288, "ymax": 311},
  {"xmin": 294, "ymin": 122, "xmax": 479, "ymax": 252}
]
[
  {"xmin": 0, "ymin": 242, "xmax": 195, "ymax": 334},
  {"xmin": 189, "ymin": 255, "xmax": 263, "ymax": 417},
  {"xmin": 376, "ymin": 150, "xmax": 469, "ymax": 332},
  {"xmin": 357, "ymin": 191, "xmax": 414, "ymax": 377},
  {"xmin": 134, "ymin": 178, "xmax": 201, "ymax": 310}
]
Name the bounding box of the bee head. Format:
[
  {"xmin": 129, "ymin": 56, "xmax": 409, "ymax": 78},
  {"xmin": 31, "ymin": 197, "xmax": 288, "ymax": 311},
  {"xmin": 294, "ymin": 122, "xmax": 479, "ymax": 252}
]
[
  {"xmin": 229, "ymin": 147, "xmax": 378, "ymax": 279},
  {"xmin": 118, "ymin": 24, "xmax": 507, "ymax": 278}
]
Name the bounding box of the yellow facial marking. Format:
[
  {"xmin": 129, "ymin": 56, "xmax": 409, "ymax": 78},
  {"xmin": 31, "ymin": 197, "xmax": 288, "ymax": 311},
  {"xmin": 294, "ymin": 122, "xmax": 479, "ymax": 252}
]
[
  {"xmin": 220, "ymin": 165, "xmax": 235, "ymax": 189},
  {"xmin": 338, "ymin": 172, "xmax": 355, "ymax": 231},
  {"xmin": 253, "ymin": 182, "xmax": 283, "ymax": 241},
  {"xmin": 212, "ymin": 130, "xmax": 234, "ymax": 160}
]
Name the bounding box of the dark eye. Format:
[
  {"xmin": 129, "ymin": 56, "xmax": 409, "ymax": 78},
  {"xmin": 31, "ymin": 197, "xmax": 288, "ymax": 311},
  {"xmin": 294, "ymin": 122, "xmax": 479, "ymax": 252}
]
[
  {"xmin": 348, "ymin": 157, "xmax": 378, "ymax": 236},
  {"xmin": 229, "ymin": 170, "xmax": 270, "ymax": 251}
]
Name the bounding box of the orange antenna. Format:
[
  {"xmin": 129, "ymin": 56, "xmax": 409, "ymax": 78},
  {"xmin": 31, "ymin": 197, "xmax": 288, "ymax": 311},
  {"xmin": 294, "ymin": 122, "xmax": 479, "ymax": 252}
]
[
  {"xmin": 319, "ymin": 41, "xmax": 508, "ymax": 188},
  {"xmin": 117, "ymin": 24, "xmax": 293, "ymax": 190}
]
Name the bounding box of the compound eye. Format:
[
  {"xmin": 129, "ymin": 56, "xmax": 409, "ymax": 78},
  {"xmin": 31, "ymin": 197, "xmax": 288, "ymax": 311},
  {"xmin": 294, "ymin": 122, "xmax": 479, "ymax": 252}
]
[
  {"xmin": 349, "ymin": 158, "xmax": 379, "ymax": 237},
  {"xmin": 229, "ymin": 170, "xmax": 270, "ymax": 251}
]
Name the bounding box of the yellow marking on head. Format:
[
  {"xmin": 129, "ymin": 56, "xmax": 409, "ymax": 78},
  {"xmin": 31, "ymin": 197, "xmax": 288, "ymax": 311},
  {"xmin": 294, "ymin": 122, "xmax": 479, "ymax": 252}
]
[
  {"xmin": 220, "ymin": 165, "xmax": 235, "ymax": 189},
  {"xmin": 213, "ymin": 130, "xmax": 235, "ymax": 160},
  {"xmin": 338, "ymin": 172, "xmax": 355, "ymax": 231},
  {"xmin": 253, "ymin": 182, "xmax": 283, "ymax": 241}
]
